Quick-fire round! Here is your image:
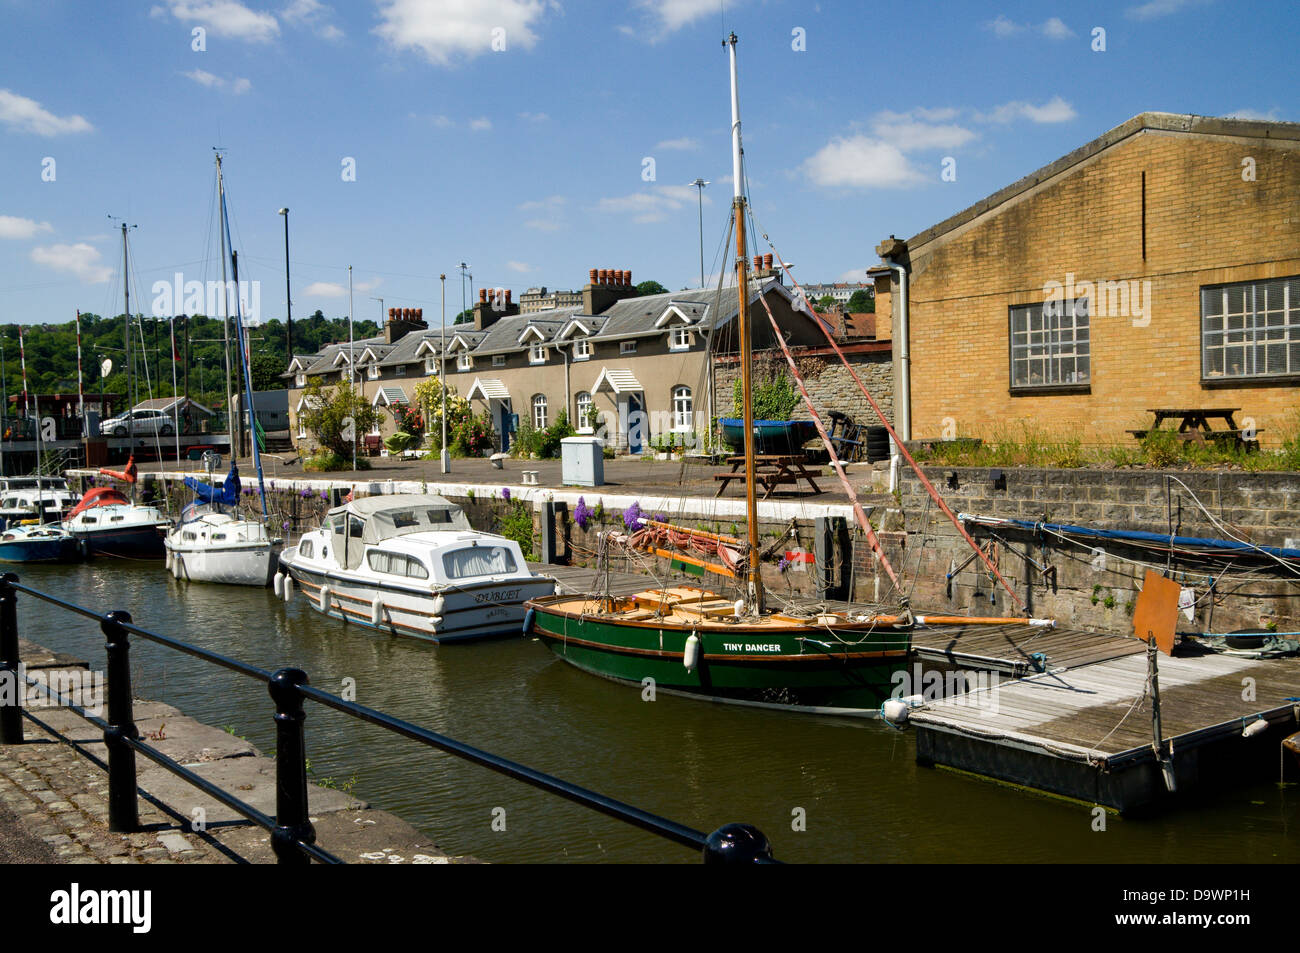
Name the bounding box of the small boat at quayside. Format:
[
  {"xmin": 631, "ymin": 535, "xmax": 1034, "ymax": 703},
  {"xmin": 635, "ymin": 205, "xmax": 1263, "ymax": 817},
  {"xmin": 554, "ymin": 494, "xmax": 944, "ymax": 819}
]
[
  {"xmin": 60, "ymin": 487, "xmax": 169, "ymax": 559},
  {"xmin": 0, "ymin": 524, "xmax": 80, "ymax": 563},
  {"xmin": 276, "ymin": 494, "xmax": 557, "ymax": 643}
]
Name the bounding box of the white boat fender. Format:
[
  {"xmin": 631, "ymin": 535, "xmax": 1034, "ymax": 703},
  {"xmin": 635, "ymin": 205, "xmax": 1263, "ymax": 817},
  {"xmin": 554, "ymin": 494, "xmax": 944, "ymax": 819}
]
[
  {"xmin": 733, "ymin": 599, "xmax": 744, "ymax": 618},
  {"xmin": 319, "ymin": 584, "xmax": 330, "ymax": 612},
  {"xmin": 522, "ymin": 607, "xmax": 536, "ymax": 636},
  {"xmin": 165, "ymin": 551, "xmax": 172, "ymax": 572},
  {"xmin": 283, "ymin": 574, "xmax": 294, "ymax": 602},
  {"xmin": 879, "ymin": 694, "xmax": 924, "ymax": 729},
  {"xmin": 173, "ymin": 556, "xmax": 184, "ymax": 580},
  {"xmin": 1242, "ymin": 717, "xmax": 1269, "ymax": 738},
  {"xmin": 370, "ymin": 595, "xmax": 383, "ymax": 626},
  {"xmin": 683, "ymin": 633, "xmax": 700, "ymax": 671},
  {"xmin": 273, "ymin": 573, "xmax": 283, "ymax": 598},
  {"xmin": 431, "ymin": 595, "xmax": 445, "ymax": 616}
]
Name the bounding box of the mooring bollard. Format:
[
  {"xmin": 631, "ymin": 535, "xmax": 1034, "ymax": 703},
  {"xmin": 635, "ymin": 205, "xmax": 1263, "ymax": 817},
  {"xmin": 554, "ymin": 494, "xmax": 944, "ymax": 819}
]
[
  {"xmin": 269, "ymin": 668, "xmax": 316, "ymax": 864},
  {"xmin": 0, "ymin": 572, "xmax": 22, "ymax": 745},
  {"xmin": 702, "ymin": 823, "xmax": 774, "ymax": 864},
  {"xmin": 101, "ymin": 610, "xmax": 140, "ymax": 833}
]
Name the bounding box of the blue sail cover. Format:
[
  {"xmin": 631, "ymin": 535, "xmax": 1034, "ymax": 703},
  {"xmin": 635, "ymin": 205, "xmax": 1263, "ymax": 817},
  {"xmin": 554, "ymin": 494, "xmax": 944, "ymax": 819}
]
[{"xmin": 184, "ymin": 462, "xmax": 241, "ymax": 507}]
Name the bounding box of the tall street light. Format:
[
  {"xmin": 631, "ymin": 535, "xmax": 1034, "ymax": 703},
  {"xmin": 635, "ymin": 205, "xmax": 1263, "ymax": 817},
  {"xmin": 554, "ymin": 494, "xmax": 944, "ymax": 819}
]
[
  {"xmin": 458, "ymin": 262, "xmax": 470, "ymax": 328},
  {"xmin": 690, "ymin": 178, "xmax": 709, "ymax": 288},
  {"xmin": 439, "ymin": 273, "xmax": 449, "ymax": 475},
  {"xmin": 348, "ymin": 265, "xmax": 356, "ymax": 474},
  {"xmin": 278, "ymin": 208, "xmax": 292, "ymax": 365}
]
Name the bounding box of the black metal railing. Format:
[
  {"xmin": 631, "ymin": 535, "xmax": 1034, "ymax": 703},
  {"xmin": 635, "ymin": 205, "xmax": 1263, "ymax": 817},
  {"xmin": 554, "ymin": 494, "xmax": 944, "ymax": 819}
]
[{"xmin": 0, "ymin": 574, "xmax": 776, "ymax": 864}]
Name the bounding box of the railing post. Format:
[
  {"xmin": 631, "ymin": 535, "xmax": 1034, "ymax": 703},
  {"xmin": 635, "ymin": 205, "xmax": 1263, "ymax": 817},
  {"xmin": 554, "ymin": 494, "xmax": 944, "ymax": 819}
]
[
  {"xmin": 702, "ymin": 823, "xmax": 774, "ymax": 864},
  {"xmin": 101, "ymin": 610, "xmax": 139, "ymax": 832},
  {"xmin": 0, "ymin": 573, "xmax": 22, "ymax": 745},
  {"xmin": 268, "ymin": 668, "xmax": 316, "ymax": 864}
]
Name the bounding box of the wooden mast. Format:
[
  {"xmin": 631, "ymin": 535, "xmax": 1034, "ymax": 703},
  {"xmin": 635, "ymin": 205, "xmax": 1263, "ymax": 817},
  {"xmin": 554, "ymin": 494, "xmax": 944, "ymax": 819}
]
[{"xmin": 727, "ymin": 32, "xmax": 764, "ymax": 615}]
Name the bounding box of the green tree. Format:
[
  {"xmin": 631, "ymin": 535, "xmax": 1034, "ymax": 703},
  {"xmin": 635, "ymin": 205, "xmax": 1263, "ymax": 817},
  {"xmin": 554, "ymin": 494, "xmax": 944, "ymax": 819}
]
[
  {"xmin": 635, "ymin": 280, "xmax": 669, "ymax": 296},
  {"xmin": 816, "ymin": 295, "xmax": 836, "ymax": 312},
  {"xmin": 846, "ymin": 289, "xmax": 875, "ymax": 312},
  {"xmin": 299, "ymin": 380, "xmax": 382, "ymax": 458}
]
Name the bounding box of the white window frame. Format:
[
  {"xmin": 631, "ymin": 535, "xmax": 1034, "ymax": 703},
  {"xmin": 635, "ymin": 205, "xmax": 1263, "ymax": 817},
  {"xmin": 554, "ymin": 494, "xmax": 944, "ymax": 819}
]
[
  {"xmin": 295, "ymin": 373, "xmax": 306, "ymax": 387},
  {"xmin": 394, "ymin": 365, "xmax": 406, "ymax": 376},
  {"xmin": 367, "ymin": 363, "xmax": 380, "ymax": 380},
  {"xmin": 529, "ymin": 344, "xmax": 547, "ymax": 365},
  {"xmin": 669, "ymin": 327, "xmax": 691, "ymax": 351},
  {"xmin": 575, "ymin": 392, "xmax": 594, "ymax": 433},
  {"xmin": 532, "ymin": 394, "xmax": 548, "ymax": 430},
  {"xmin": 425, "ymin": 356, "xmax": 439, "ymax": 374},
  {"xmin": 296, "ymin": 415, "xmax": 307, "ymax": 439},
  {"xmin": 619, "ymin": 340, "xmax": 637, "ymax": 355},
  {"xmin": 1009, "ymin": 298, "xmax": 1090, "ymax": 391},
  {"xmin": 457, "ymin": 352, "xmax": 473, "ymax": 372},
  {"xmin": 573, "ymin": 337, "xmax": 591, "ymax": 360},
  {"xmin": 672, "ymin": 385, "xmax": 693, "ymax": 431},
  {"xmin": 1201, "ymin": 276, "xmax": 1300, "ymax": 381}
]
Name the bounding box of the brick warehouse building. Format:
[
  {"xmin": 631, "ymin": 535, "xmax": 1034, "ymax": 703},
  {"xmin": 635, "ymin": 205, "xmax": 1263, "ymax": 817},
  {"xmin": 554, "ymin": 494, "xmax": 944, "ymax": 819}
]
[{"xmin": 870, "ymin": 112, "xmax": 1300, "ymax": 448}]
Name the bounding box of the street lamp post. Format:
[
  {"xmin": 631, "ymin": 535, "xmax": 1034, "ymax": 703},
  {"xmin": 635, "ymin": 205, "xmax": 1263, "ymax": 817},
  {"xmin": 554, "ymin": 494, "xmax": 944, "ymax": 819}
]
[
  {"xmin": 348, "ymin": 265, "xmax": 356, "ymax": 474},
  {"xmin": 690, "ymin": 178, "xmax": 709, "ymax": 288},
  {"xmin": 278, "ymin": 208, "xmax": 292, "ymax": 365},
  {"xmin": 439, "ymin": 273, "xmax": 449, "ymax": 474}
]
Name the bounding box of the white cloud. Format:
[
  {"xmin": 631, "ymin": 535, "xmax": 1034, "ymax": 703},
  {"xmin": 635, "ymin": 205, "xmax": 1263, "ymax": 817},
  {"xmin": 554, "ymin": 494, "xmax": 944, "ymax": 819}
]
[
  {"xmin": 157, "ymin": 1, "xmax": 280, "ymax": 42},
  {"xmin": 518, "ymin": 111, "xmax": 549, "ymax": 122},
  {"xmin": 0, "ymin": 89, "xmax": 93, "ymax": 136},
  {"xmin": 469, "ymin": 117, "xmax": 493, "ymax": 131},
  {"xmin": 632, "ymin": 0, "xmax": 739, "ymax": 36},
  {"xmin": 654, "ymin": 137, "xmax": 699, "ymax": 151},
  {"xmin": 595, "ymin": 184, "xmax": 709, "ymax": 224},
  {"xmin": 0, "ymin": 216, "xmax": 54, "ymax": 240},
  {"xmin": 520, "ymin": 194, "xmax": 565, "ymax": 230},
  {"xmin": 986, "ymin": 15, "xmax": 1076, "ymax": 39},
  {"xmin": 303, "ymin": 281, "xmax": 346, "ymax": 297},
  {"xmin": 1127, "ymin": 0, "xmax": 1209, "ymax": 20},
  {"xmin": 869, "ymin": 114, "xmax": 976, "ymax": 151},
  {"xmin": 411, "ymin": 112, "xmax": 454, "ymax": 127},
  {"xmin": 506, "ymin": 261, "xmax": 533, "ymax": 273},
  {"xmin": 281, "ymin": 0, "xmax": 343, "ymax": 39},
  {"xmin": 374, "ymin": 0, "xmax": 546, "ymax": 66},
  {"xmin": 978, "ymin": 96, "xmax": 1077, "ymax": 124},
  {"xmin": 182, "ymin": 69, "xmax": 252, "ymax": 94},
  {"xmin": 1224, "ymin": 108, "xmax": 1282, "ymax": 121},
  {"xmin": 802, "ymin": 137, "xmax": 926, "ymax": 189},
  {"xmin": 1041, "ymin": 17, "xmax": 1074, "ymax": 39},
  {"xmin": 30, "ymin": 243, "xmax": 113, "ymax": 283},
  {"xmin": 837, "ymin": 267, "xmax": 872, "ymax": 283}
]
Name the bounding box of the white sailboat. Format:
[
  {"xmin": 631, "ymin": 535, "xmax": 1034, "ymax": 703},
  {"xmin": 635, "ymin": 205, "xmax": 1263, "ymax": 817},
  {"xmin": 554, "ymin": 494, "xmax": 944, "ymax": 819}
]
[{"xmin": 164, "ymin": 153, "xmax": 281, "ymax": 586}]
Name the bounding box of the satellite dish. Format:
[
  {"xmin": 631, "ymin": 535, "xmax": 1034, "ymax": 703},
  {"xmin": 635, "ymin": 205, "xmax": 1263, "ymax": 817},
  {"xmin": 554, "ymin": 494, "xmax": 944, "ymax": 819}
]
[{"xmin": 100, "ymin": 358, "xmax": 113, "ymax": 377}]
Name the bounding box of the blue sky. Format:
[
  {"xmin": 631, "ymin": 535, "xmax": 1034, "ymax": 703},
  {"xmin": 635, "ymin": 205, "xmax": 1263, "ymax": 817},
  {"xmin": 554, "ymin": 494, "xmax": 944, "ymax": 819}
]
[{"xmin": 1, "ymin": 0, "xmax": 1295, "ymax": 332}]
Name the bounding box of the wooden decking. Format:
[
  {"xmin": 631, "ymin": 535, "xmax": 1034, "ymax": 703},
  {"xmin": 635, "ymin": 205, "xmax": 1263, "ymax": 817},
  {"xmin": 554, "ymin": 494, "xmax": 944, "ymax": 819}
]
[{"xmin": 910, "ymin": 622, "xmax": 1145, "ymax": 675}]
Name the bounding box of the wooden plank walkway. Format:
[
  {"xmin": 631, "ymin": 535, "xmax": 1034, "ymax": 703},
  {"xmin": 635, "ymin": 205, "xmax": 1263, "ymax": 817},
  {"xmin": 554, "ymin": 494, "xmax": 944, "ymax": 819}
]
[
  {"xmin": 910, "ymin": 623, "xmax": 1145, "ymax": 675},
  {"xmin": 909, "ymin": 650, "xmax": 1300, "ymax": 810}
]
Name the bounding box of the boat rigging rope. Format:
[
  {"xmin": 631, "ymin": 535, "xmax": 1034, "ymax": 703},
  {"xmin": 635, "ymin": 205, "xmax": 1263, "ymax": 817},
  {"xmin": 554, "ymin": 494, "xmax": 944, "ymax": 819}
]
[{"xmin": 745, "ymin": 215, "xmax": 1026, "ymax": 612}]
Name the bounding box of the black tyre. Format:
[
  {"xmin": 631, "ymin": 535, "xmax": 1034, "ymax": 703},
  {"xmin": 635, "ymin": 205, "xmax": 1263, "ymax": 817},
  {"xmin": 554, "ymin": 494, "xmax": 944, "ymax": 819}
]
[
  {"xmin": 160, "ymin": 424, "xmax": 174, "ymax": 436},
  {"xmin": 113, "ymin": 426, "xmax": 127, "ymax": 436}
]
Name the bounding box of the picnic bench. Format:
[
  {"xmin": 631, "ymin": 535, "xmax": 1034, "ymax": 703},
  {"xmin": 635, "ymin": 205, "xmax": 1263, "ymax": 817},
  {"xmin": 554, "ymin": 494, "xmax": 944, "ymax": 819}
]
[
  {"xmin": 713, "ymin": 454, "xmax": 825, "ymax": 499},
  {"xmin": 1127, "ymin": 407, "xmax": 1261, "ymax": 449}
]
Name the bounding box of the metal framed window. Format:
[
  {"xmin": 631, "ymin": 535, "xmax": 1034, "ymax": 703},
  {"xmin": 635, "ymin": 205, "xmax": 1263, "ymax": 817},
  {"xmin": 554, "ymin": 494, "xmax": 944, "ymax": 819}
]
[
  {"xmin": 1009, "ymin": 298, "xmax": 1090, "ymax": 390},
  {"xmin": 672, "ymin": 385, "xmax": 692, "ymax": 431},
  {"xmin": 1201, "ymin": 276, "xmax": 1300, "ymax": 380},
  {"xmin": 532, "ymin": 394, "xmax": 548, "ymax": 429}
]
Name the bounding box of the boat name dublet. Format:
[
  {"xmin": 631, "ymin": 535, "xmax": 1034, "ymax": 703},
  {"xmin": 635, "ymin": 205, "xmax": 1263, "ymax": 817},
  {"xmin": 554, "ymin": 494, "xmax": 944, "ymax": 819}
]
[
  {"xmin": 474, "ymin": 589, "xmax": 521, "ymax": 604},
  {"xmin": 722, "ymin": 643, "xmax": 782, "ymax": 652}
]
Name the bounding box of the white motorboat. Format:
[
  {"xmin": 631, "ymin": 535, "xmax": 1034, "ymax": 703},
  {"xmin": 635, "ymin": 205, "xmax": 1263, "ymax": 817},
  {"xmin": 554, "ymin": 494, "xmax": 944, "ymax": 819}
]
[
  {"xmin": 276, "ymin": 494, "xmax": 556, "ymax": 643},
  {"xmin": 0, "ymin": 486, "xmax": 80, "ymax": 530},
  {"xmin": 61, "ymin": 487, "xmax": 169, "ymax": 558}
]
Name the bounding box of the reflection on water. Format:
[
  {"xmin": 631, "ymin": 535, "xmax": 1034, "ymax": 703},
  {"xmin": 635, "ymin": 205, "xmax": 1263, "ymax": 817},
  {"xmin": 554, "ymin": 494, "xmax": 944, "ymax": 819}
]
[{"xmin": 13, "ymin": 560, "xmax": 1297, "ymax": 864}]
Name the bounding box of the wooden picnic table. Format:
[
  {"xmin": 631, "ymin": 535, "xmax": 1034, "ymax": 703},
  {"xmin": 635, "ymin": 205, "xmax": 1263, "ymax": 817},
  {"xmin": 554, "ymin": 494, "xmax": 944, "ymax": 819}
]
[
  {"xmin": 1128, "ymin": 407, "xmax": 1261, "ymax": 448},
  {"xmin": 713, "ymin": 454, "xmax": 824, "ymax": 499}
]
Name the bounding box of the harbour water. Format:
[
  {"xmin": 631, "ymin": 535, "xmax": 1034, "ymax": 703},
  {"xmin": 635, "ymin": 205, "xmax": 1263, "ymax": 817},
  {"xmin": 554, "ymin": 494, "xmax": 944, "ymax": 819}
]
[{"xmin": 13, "ymin": 560, "xmax": 1297, "ymax": 864}]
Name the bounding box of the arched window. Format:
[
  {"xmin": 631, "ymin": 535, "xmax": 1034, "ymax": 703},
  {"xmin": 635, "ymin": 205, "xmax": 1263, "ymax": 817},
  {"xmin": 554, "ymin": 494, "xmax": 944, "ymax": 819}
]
[
  {"xmin": 575, "ymin": 392, "xmax": 594, "ymax": 432},
  {"xmin": 672, "ymin": 386, "xmax": 692, "ymax": 431},
  {"xmin": 532, "ymin": 394, "xmax": 548, "ymax": 429}
]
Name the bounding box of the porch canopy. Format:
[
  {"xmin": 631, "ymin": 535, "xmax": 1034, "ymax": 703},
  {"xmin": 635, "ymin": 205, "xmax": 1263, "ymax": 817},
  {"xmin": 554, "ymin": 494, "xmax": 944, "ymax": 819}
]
[
  {"xmin": 467, "ymin": 378, "xmax": 510, "ymax": 401},
  {"xmin": 591, "ymin": 367, "xmax": 644, "ymax": 395}
]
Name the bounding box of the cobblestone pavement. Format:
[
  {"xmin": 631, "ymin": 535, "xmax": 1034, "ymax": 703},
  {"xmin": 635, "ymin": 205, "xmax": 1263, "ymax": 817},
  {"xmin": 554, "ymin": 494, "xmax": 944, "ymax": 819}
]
[{"xmin": 0, "ymin": 720, "xmax": 227, "ymax": 865}]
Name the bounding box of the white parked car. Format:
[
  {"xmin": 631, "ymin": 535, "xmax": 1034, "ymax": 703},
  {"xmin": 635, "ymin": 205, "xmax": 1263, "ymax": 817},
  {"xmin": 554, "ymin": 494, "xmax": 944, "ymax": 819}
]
[{"xmin": 100, "ymin": 408, "xmax": 177, "ymax": 437}]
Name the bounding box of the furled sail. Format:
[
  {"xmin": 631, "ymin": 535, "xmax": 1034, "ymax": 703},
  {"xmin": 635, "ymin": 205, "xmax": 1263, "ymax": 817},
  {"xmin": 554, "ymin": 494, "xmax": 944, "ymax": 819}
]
[{"xmin": 184, "ymin": 462, "xmax": 241, "ymax": 507}]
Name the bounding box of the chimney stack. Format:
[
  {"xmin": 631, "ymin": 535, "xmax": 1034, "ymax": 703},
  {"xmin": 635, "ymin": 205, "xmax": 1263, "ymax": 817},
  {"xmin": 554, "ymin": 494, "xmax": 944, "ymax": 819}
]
[
  {"xmin": 383, "ymin": 302, "xmax": 428, "ymax": 345},
  {"xmin": 583, "ymin": 265, "xmax": 639, "ymax": 314}
]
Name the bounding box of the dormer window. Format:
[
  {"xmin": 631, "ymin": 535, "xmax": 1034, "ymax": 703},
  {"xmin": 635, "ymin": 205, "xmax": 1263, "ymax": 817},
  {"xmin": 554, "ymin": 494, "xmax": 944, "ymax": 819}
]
[
  {"xmin": 669, "ymin": 327, "xmax": 691, "ymax": 351},
  {"xmin": 493, "ymin": 354, "xmax": 506, "ymax": 367},
  {"xmin": 458, "ymin": 353, "xmax": 473, "ymax": 371},
  {"xmin": 573, "ymin": 337, "xmax": 590, "ymax": 360},
  {"xmin": 620, "ymin": 340, "xmax": 637, "ymax": 355},
  {"xmin": 425, "ymin": 355, "xmax": 438, "ymax": 374},
  {"xmin": 295, "ymin": 373, "xmax": 306, "ymax": 387},
  {"xmin": 367, "ymin": 363, "xmax": 380, "ymax": 379},
  {"xmin": 529, "ymin": 345, "xmax": 548, "ymax": 365}
]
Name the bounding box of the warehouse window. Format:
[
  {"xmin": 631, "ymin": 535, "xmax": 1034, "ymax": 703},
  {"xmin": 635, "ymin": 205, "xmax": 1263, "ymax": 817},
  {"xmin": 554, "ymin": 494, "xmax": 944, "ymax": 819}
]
[
  {"xmin": 1202, "ymin": 277, "xmax": 1300, "ymax": 380},
  {"xmin": 1009, "ymin": 299, "xmax": 1090, "ymax": 390}
]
